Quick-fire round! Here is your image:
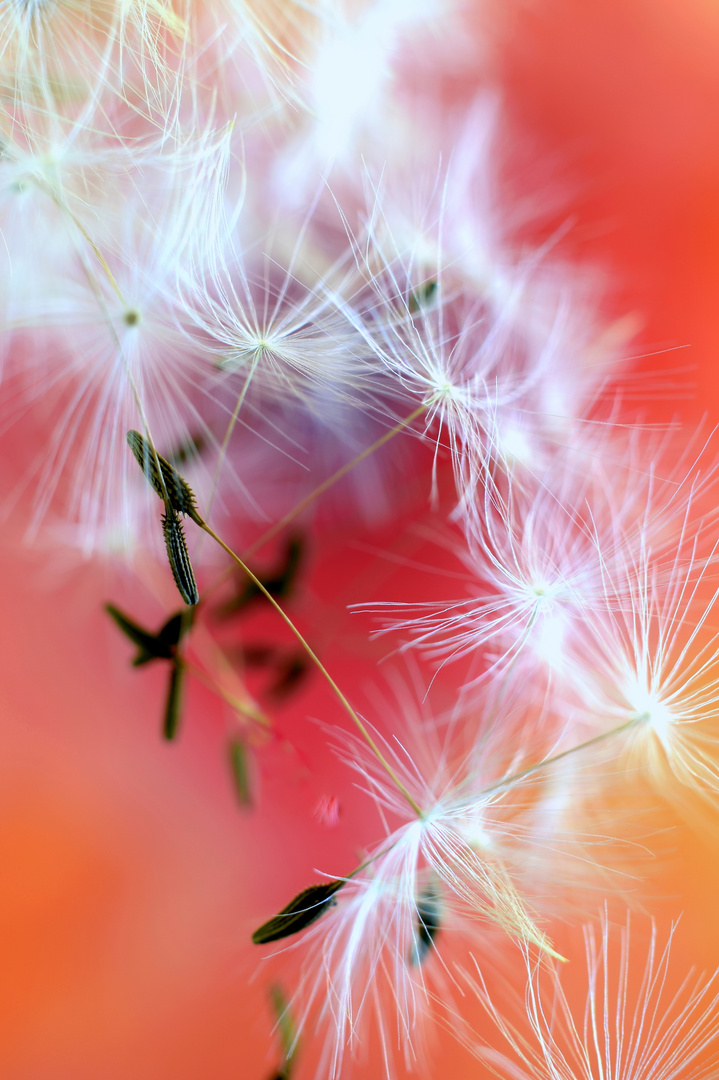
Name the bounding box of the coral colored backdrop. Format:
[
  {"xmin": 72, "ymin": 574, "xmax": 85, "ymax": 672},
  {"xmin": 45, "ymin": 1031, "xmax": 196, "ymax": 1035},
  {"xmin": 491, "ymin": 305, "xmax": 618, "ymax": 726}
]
[{"xmin": 3, "ymin": 2, "xmax": 719, "ymax": 1078}]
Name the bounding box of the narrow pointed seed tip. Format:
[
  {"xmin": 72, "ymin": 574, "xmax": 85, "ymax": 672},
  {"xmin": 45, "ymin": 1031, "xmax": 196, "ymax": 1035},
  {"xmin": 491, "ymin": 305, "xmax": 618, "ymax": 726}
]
[{"xmin": 252, "ymin": 880, "xmax": 346, "ymax": 945}]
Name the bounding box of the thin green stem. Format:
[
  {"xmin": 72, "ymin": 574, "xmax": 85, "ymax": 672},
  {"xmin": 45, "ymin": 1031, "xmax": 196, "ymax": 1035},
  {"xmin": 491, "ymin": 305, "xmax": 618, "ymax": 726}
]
[
  {"xmin": 199, "ymin": 399, "xmax": 430, "ymax": 605},
  {"xmin": 477, "ymin": 714, "xmax": 645, "ymax": 803},
  {"xmin": 243, "ymin": 401, "xmax": 429, "ymax": 559},
  {"xmin": 64, "ymin": 205, "xmax": 126, "ymax": 304},
  {"xmin": 200, "ymin": 519, "xmax": 424, "ymax": 818},
  {"xmin": 204, "ymin": 354, "xmax": 261, "ymax": 524}
]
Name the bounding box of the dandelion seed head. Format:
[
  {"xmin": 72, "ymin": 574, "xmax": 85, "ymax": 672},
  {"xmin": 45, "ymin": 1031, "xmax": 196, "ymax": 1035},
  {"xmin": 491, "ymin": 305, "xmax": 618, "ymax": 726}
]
[
  {"xmin": 214, "ymin": 317, "xmax": 354, "ymax": 390},
  {"xmin": 567, "ymin": 519, "xmax": 719, "ymax": 815},
  {"xmin": 365, "ymin": 460, "xmax": 615, "ymax": 689},
  {"xmin": 623, "ymin": 679, "xmax": 673, "ymax": 742},
  {"xmin": 186, "ymin": 232, "xmax": 380, "ymax": 413}
]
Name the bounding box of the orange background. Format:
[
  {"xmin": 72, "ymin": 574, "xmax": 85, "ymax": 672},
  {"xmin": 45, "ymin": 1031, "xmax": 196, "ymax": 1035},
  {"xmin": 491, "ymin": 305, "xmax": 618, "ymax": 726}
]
[{"xmin": 3, "ymin": 1, "xmax": 719, "ymax": 1077}]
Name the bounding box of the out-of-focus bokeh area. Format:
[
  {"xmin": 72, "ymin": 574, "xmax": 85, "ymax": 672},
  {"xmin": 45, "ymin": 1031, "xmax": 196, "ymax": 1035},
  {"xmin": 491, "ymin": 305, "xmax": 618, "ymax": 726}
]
[{"xmin": 3, "ymin": 1, "xmax": 719, "ymax": 1077}]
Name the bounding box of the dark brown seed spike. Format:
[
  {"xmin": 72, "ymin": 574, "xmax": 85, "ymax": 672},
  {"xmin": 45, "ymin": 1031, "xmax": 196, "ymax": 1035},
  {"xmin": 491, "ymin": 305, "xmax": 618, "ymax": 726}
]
[
  {"xmin": 252, "ymin": 880, "xmax": 346, "ymax": 945},
  {"xmin": 163, "ymin": 658, "xmax": 185, "ymax": 740},
  {"xmin": 126, "ymin": 430, "xmax": 204, "ymax": 526},
  {"xmin": 126, "ymin": 429, "xmax": 166, "ymax": 500},
  {"xmin": 157, "ymin": 609, "xmax": 194, "ymax": 648},
  {"xmin": 105, "ymin": 603, "xmax": 175, "ymax": 665},
  {"xmin": 162, "ymin": 510, "xmax": 199, "ymax": 606}
]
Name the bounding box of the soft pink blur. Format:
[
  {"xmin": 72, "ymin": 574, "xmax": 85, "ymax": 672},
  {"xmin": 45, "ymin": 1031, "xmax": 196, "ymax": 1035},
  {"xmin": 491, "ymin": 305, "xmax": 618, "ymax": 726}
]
[{"xmin": 3, "ymin": 1, "xmax": 719, "ymax": 1078}]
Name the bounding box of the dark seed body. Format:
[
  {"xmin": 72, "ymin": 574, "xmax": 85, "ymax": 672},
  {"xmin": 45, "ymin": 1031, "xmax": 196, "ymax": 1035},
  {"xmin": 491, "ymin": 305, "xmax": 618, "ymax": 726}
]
[
  {"xmin": 252, "ymin": 879, "xmax": 346, "ymax": 944},
  {"xmin": 162, "ymin": 510, "xmax": 199, "ymax": 606},
  {"xmin": 163, "ymin": 658, "xmax": 185, "ymax": 740},
  {"xmin": 412, "ymin": 883, "xmax": 441, "ymax": 964},
  {"xmin": 105, "ymin": 603, "xmax": 175, "ymax": 664},
  {"xmin": 105, "ymin": 604, "xmax": 193, "ymax": 665},
  {"xmin": 127, "ymin": 430, "xmax": 204, "ymax": 525},
  {"xmin": 229, "ymin": 739, "xmax": 252, "ymax": 806}
]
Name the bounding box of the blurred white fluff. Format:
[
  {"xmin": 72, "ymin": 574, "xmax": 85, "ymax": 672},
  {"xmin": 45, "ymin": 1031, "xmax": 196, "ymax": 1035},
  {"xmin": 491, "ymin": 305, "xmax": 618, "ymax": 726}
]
[
  {"xmin": 469, "ymin": 913, "xmax": 719, "ymax": 1080},
  {"xmin": 0, "ymin": 113, "xmax": 233, "ymax": 554},
  {"xmin": 276, "ymin": 699, "xmax": 624, "ymax": 1079},
  {"xmin": 568, "ymin": 530, "xmax": 719, "ymax": 816}
]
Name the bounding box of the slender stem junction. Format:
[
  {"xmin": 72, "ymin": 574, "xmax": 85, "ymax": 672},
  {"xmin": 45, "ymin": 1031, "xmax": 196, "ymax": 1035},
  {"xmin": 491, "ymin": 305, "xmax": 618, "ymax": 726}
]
[
  {"xmin": 126, "ymin": 429, "xmax": 424, "ymax": 818},
  {"xmin": 201, "ymin": 520, "xmax": 424, "ymax": 817}
]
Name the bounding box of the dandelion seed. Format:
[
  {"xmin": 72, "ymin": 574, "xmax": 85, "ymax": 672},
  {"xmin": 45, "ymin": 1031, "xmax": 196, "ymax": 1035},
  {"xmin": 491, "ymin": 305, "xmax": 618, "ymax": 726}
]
[
  {"xmin": 252, "ymin": 879, "xmax": 347, "ymax": 945},
  {"xmin": 568, "ymin": 529, "xmax": 719, "ymax": 813},
  {"xmin": 360, "ymin": 462, "xmax": 612, "ymax": 689},
  {"xmin": 105, "ymin": 602, "xmax": 193, "ymax": 739},
  {"xmin": 127, "ymin": 430, "xmax": 204, "ymax": 527},
  {"xmin": 183, "ymin": 238, "xmax": 376, "ymax": 418},
  {"xmin": 105, "ymin": 604, "xmax": 193, "ymax": 666},
  {"xmin": 279, "ymin": 822, "xmax": 498, "ymax": 1079},
  {"xmin": 161, "ymin": 509, "xmax": 199, "ymax": 607},
  {"xmin": 1, "ymin": 119, "xmax": 233, "ymax": 556},
  {"xmin": 105, "ymin": 603, "xmax": 176, "ymax": 665},
  {"xmin": 163, "ymin": 657, "xmax": 185, "ymax": 741},
  {"xmin": 258, "ymin": 676, "xmax": 646, "ymax": 1079},
  {"xmin": 280, "ymin": 844, "xmax": 437, "ymax": 1079},
  {"xmin": 327, "ymin": 702, "xmax": 567, "ymax": 958}
]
